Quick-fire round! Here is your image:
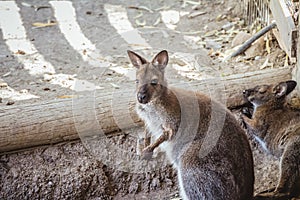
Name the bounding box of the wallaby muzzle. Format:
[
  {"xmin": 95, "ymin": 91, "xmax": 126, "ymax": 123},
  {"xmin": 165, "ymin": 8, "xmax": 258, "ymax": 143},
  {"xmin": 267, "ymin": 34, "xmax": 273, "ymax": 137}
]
[
  {"xmin": 243, "ymin": 89, "xmax": 252, "ymax": 98},
  {"xmin": 137, "ymin": 84, "xmax": 150, "ymax": 104},
  {"xmin": 137, "ymin": 92, "xmax": 147, "ymax": 104}
]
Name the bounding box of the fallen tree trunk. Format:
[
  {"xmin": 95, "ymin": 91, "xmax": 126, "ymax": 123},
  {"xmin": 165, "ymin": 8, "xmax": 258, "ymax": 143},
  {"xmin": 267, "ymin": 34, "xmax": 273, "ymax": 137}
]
[{"xmin": 0, "ymin": 67, "xmax": 292, "ymax": 153}]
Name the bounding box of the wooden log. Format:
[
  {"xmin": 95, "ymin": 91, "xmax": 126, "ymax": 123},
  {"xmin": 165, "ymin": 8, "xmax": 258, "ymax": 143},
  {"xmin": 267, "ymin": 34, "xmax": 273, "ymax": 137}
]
[
  {"xmin": 0, "ymin": 88, "xmax": 142, "ymax": 154},
  {"xmin": 0, "ymin": 67, "xmax": 292, "ymax": 153}
]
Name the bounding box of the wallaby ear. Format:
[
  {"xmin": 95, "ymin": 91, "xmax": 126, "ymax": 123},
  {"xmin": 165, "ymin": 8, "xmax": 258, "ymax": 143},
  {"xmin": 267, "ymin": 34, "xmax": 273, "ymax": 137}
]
[
  {"xmin": 151, "ymin": 50, "xmax": 168, "ymax": 70},
  {"xmin": 285, "ymin": 80, "xmax": 297, "ymax": 95},
  {"xmin": 127, "ymin": 50, "xmax": 148, "ymax": 68},
  {"xmin": 274, "ymin": 80, "xmax": 297, "ymax": 98}
]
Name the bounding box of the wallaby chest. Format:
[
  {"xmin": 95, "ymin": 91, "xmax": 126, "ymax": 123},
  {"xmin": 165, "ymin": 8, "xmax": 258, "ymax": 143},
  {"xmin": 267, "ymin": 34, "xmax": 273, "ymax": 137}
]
[
  {"xmin": 136, "ymin": 103, "xmax": 166, "ymax": 138},
  {"xmin": 254, "ymin": 109, "xmax": 300, "ymax": 156},
  {"xmin": 136, "ymin": 102, "xmax": 179, "ymax": 162}
]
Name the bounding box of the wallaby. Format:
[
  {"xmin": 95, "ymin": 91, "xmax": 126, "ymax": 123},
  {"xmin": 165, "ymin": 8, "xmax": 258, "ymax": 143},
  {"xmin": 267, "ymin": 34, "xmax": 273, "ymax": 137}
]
[
  {"xmin": 242, "ymin": 80, "xmax": 300, "ymax": 199},
  {"xmin": 127, "ymin": 50, "xmax": 254, "ymax": 200}
]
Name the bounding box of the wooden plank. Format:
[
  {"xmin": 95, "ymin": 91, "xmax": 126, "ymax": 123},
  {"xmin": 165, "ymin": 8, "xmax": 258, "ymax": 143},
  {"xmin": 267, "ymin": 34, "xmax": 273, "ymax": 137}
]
[
  {"xmin": 0, "ymin": 67, "xmax": 292, "ymax": 153},
  {"xmin": 270, "ymin": 0, "xmax": 298, "ymax": 59},
  {"xmin": 293, "ymin": 66, "xmax": 300, "ymax": 94},
  {"xmin": 293, "ymin": 16, "xmax": 300, "ymax": 94}
]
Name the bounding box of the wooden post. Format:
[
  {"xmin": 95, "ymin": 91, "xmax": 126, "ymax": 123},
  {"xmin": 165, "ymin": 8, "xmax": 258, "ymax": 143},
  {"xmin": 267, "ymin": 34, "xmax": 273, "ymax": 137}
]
[{"xmin": 270, "ymin": 0, "xmax": 298, "ymax": 61}]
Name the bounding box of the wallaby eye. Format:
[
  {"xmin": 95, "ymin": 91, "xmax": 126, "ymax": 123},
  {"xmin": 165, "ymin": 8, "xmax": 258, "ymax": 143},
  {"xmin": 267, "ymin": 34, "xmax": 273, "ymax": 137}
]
[
  {"xmin": 151, "ymin": 79, "xmax": 158, "ymax": 85},
  {"xmin": 135, "ymin": 79, "xmax": 139, "ymax": 84}
]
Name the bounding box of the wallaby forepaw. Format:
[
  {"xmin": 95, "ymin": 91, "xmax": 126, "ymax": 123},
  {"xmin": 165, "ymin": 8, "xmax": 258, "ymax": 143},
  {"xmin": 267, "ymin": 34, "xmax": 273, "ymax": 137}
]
[
  {"xmin": 162, "ymin": 124, "xmax": 174, "ymax": 140},
  {"xmin": 237, "ymin": 112, "xmax": 247, "ymax": 129},
  {"xmin": 242, "ymin": 106, "xmax": 253, "ymax": 118},
  {"xmin": 141, "ymin": 146, "xmax": 154, "ymax": 160}
]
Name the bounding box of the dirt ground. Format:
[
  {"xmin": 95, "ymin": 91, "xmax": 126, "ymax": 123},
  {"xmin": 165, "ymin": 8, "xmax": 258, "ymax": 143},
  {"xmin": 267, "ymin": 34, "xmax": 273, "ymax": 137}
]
[
  {"xmin": 0, "ymin": 128, "xmax": 281, "ymax": 200},
  {"xmin": 0, "ymin": 0, "xmax": 294, "ymax": 199}
]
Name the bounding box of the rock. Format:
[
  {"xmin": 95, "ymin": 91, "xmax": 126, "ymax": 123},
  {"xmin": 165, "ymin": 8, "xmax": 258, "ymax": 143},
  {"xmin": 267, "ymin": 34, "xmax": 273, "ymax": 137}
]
[
  {"xmin": 0, "ymin": 81, "xmax": 8, "ymax": 88},
  {"xmin": 222, "ymin": 22, "xmax": 234, "ymax": 31},
  {"xmin": 245, "ymin": 37, "xmax": 265, "ymax": 59},
  {"xmin": 150, "ymin": 177, "xmax": 161, "ymax": 190},
  {"xmin": 6, "ymin": 99, "xmax": 15, "ymax": 105},
  {"xmin": 205, "ymin": 39, "xmax": 222, "ymax": 50},
  {"xmin": 128, "ymin": 182, "xmax": 140, "ymax": 194},
  {"xmin": 20, "ymin": 89, "xmax": 29, "ymax": 94},
  {"xmin": 231, "ymin": 31, "xmax": 251, "ymax": 47}
]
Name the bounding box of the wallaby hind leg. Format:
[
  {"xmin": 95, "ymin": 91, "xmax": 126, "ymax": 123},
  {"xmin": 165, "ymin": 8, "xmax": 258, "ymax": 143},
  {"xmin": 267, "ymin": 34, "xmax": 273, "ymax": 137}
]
[
  {"xmin": 178, "ymin": 142, "xmax": 253, "ymax": 200},
  {"xmin": 254, "ymin": 139, "xmax": 300, "ymax": 200}
]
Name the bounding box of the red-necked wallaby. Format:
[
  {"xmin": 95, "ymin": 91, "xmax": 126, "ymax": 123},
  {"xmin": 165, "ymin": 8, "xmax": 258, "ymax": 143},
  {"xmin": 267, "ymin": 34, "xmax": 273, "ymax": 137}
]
[
  {"xmin": 127, "ymin": 50, "xmax": 254, "ymax": 200},
  {"xmin": 242, "ymin": 80, "xmax": 300, "ymax": 199}
]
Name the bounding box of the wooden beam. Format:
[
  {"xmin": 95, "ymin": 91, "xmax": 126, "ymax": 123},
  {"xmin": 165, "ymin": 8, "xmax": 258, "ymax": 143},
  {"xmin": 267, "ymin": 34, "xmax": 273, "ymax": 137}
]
[
  {"xmin": 270, "ymin": 0, "xmax": 298, "ymax": 59},
  {"xmin": 0, "ymin": 67, "xmax": 292, "ymax": 153}
]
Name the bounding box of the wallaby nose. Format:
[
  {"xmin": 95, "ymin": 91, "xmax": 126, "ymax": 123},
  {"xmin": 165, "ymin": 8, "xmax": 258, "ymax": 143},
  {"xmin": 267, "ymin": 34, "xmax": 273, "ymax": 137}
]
[
  {"xmin": 137, "ymin": 92, "xmax": 147, "ymax": 103},
  {"xmin": 243, "ymin": 89, "xmax": 250, "ymax": 97}
]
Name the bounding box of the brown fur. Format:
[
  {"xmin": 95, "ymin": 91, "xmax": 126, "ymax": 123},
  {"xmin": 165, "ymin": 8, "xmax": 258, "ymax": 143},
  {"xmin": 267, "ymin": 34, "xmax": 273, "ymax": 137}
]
[
  {"xmin": 128, "ymin": 50, "xmax": 254, "ymax": 200},
  {"xmin": 242, "ymin": 80, "xmax": 300, "ymax": 199}
]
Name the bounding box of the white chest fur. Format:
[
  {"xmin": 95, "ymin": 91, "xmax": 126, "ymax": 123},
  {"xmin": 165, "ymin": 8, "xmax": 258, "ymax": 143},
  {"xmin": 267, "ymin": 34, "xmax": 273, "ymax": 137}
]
[
  {"xmin": 254, "ymin": 135, "xmax": 269, "ymax": 153},
  {"xmin": 136, "ymin": 103, "xmax": 175, "ymax": 165},
  {"xmin": 136, "ymin": 103, "xmax": 164, "ymax": 138}
]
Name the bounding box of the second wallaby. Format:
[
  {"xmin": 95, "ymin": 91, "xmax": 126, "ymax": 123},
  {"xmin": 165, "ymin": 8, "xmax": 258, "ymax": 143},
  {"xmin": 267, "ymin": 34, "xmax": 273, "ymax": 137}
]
[
  {"xmin": 242, "ymin": 80, "xmax": 300, "ymax": 199},
  {"xmin": 127, "ymin": 50, "xmax": 254, "ymax": 200}
]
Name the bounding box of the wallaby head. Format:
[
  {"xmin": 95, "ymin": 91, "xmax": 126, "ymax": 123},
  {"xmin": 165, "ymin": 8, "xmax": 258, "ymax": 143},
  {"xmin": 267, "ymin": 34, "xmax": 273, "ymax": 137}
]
[
  {"xmin": 243, "ymin": 80, "xmax": 297, "ymax": 108},
  {"xmin": 127, "ymin": 50, "xmax": 169, "ymax": 104}
]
